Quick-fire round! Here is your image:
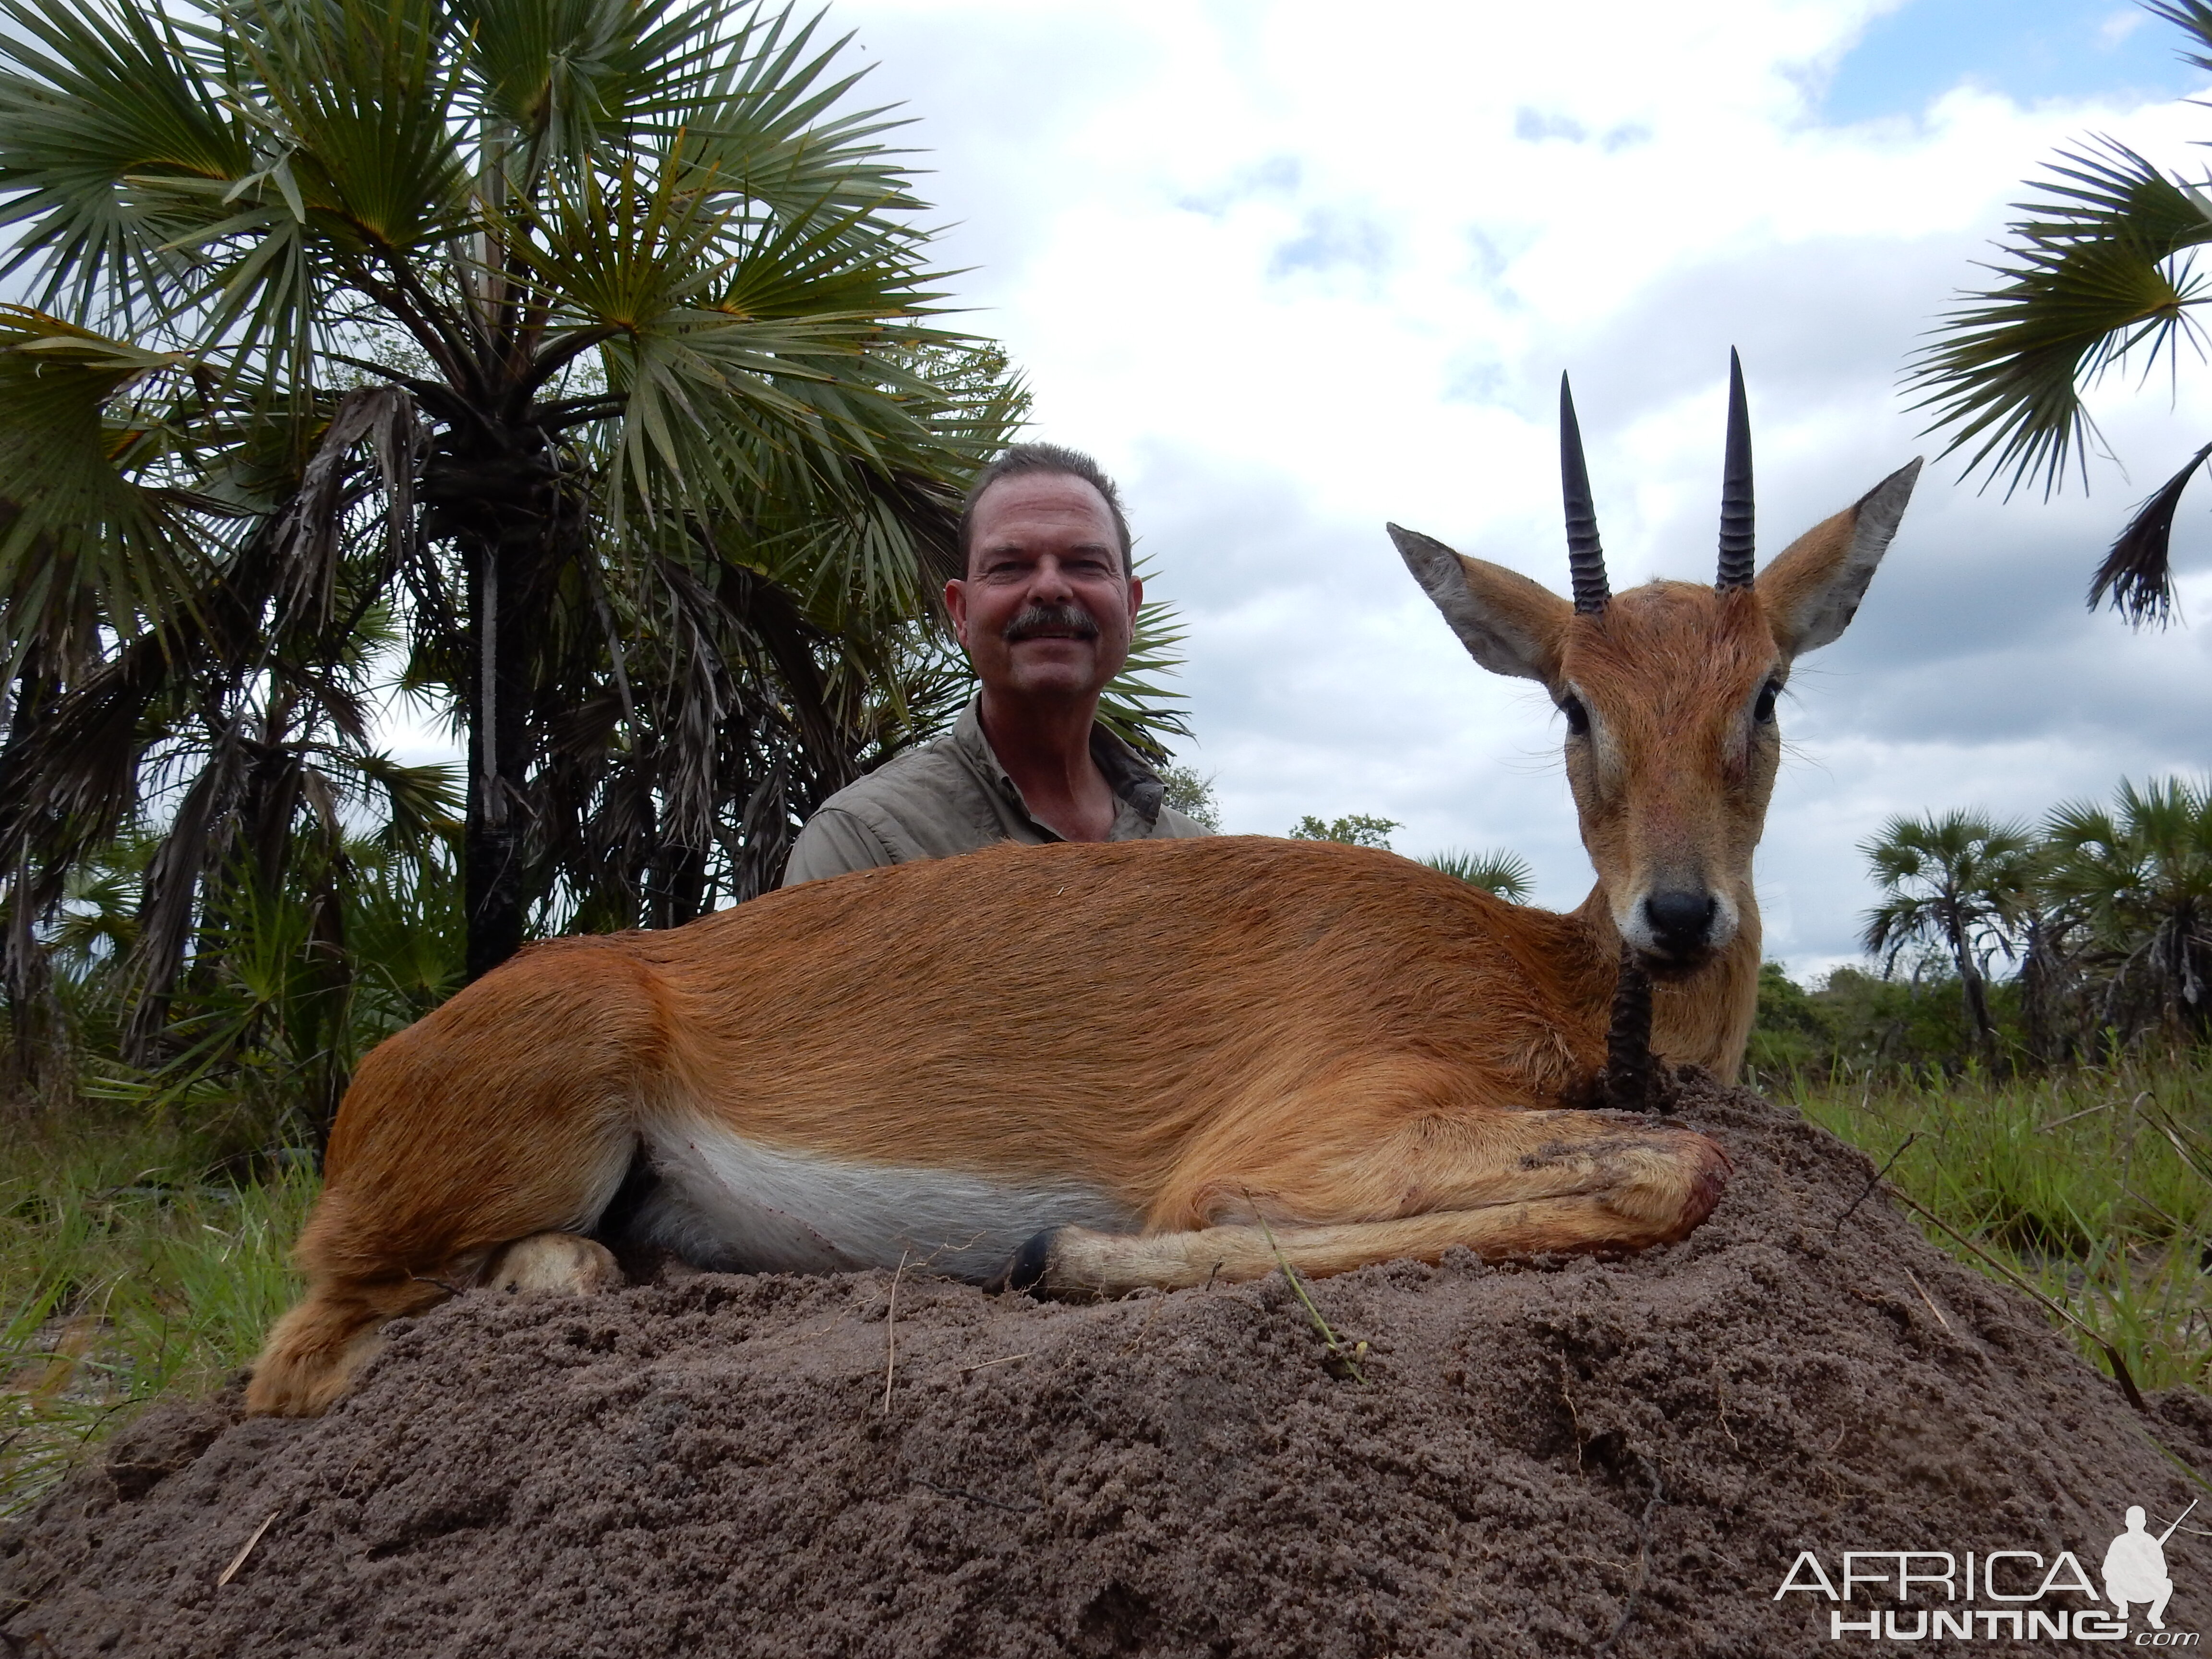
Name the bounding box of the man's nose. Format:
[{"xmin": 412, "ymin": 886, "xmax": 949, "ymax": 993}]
[{"xmin": 1026, "ymin": 555, "xmax": 1077, "ymax": 600}]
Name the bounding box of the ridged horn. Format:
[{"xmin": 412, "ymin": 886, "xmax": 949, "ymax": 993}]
[
  {"xmin": 1717, "ymin": 348, "xmax": 1755, "ymax": 590},
  {"xmin": 1561, "ymin": 373, "xmax": 1608, "ymax": 614}
]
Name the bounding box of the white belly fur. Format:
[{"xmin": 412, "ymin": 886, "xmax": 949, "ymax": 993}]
[{"xmin": 634, "ymin": 1116, "xmax": 1139, "ymax": 1281}]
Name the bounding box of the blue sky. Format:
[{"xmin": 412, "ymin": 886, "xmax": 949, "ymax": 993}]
[{"xmin": 1825, "ymin": 0, "xmax": 2200, "ymax": 123}]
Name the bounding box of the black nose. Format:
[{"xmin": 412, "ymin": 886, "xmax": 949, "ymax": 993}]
[{"xmin": 1644, "ymin": 890, "xmax": 1718, "ymax": 955}]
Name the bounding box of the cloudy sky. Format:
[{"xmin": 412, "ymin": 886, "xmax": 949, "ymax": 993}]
[{"xmin": 829, "ymin": 0, "xmax": 2212, "ymax": 978}]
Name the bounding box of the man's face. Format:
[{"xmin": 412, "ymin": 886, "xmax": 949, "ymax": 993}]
[{"xmin": 946, "ymin": 472, "xmax": 1142, "ymax": 706}]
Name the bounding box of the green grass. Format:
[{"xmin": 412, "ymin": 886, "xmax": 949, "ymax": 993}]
[
  {"xmin": 1789, "ymin": 1050, "xmax": 2212, "ymax": 1395},
  {"xmin": 0, "ymin": 1111, "xmax": 317, "ymax": 1517}
]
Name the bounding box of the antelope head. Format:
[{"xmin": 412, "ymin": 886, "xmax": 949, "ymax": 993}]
[{"xmin": 1390, "ymin": 353, "xmax": 1920, "ymax": 987}]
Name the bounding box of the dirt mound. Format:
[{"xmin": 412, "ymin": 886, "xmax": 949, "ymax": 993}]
[{"xmin": 6, "ymin": 1078, "xmax": 2209, "ymax": 1657}]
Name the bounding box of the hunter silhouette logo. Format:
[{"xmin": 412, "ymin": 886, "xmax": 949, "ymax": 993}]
[
  {"xmin": 2105, "ymin": 1502, "xmax": 2195, "ymax": 1633},
  {"xmin": 1775, "ymin": 1501, "xmax": 2202, "ymax": 1642}
]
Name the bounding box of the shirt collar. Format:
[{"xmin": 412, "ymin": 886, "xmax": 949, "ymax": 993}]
[{"xmin": 951, "ymin": 692, "xmax": 1166, "ymax": 831}]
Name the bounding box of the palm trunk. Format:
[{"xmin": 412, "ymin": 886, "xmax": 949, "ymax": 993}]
[
  {"xmin": 2019, "ymin": 918, "xmax": 2075, "ymax": 1066},
  {"xmin": 464, "ymin": 527, "xmax": 529, "ymax": 982},
  {"xmin": 2, "ymin": 667, "xmax": 62, "ymax": 1098},
  {"xmin": 1945, "ymin": 903, "xmax": 1997, "ymax": 1061},
  {"xmin": 433, "ymin": 420, "xmax": 566, "ymax": 984}
]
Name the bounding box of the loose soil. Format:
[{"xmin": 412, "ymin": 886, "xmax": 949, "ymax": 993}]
[{"xmin": 5, "ymin": 1077, "xmax": 2209, "ymax": 1657}]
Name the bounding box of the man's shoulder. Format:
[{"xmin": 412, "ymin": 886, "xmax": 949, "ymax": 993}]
[
  {"xmin": 807, "ymin": 730, "xmax": 1015, "ymax": 866},
  {"xmin": 815, "ymin": 733, "xmax": 971, "ymax": 820},
  {"xmin": 1149, "ymin": 802, "xmax": 1214, "ymax": 840}
]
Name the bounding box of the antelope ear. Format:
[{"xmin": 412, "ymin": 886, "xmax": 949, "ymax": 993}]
[
  {"xmin": 1389, "ymin": 524, "xmax": 1571, "ymax": 684},
  {"xmin": 1758, "ymin": 458, "xmax": 1922, "ymax": 658}
]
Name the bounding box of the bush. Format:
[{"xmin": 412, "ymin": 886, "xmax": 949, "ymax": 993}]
[{"xmin": 1745, "ymin": 961, "xmax": 2030, "ymax": 1090}]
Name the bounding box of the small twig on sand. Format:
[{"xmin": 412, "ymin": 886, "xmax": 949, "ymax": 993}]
[
  {"xmin": 1892, "ymin": 1190, "xmax": 2148, "ymax": 1414},
  {"xmin": 1248, "ymin": 1201, "xmax": 1367, "ymax": 1382},
  {"xmin": 217, "ymin": 1510, "xmax": 280, "ymax": 1587},
  {"xmin": 910, "ymin": 1476, "xmax": 1039, "ymax": 1514},
  {"xmin": 953, "ymin": 1352, "xmax": 1034, "ymax": 1375},
  {"xmin": 1901, "ymin": 1267, "xmax": 1949, "ymax": 1329},
  {"xmin": 1832, "ymin": 1133, "xmax": 1918, "ymax": 1236},
  {"xmin": 1708, "ymin": 1365, "xmax": 1741, "ymax": 1453},
  {"xmin": 882, "ymin": 1251, "xmax": 908, "ymax": 1415},
  {"xmin": 1590, "ymin": 1455, "xmax": 1664, "ymax": 1655}
]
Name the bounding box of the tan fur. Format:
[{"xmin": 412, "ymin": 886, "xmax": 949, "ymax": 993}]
[
  {"xmin": 482, "ymin": 1232, "xmax": 625, "ymax": 1296},
  {"xmin": 244, "ymin": 476, "xmax": 1909, "ymax": 1416}
]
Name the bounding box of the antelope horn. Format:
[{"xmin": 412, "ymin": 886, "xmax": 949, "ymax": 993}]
[
  {"xmin": 1717, "ymin": 347, "xmax": 1755, "ymax": 590},
  {"xmin": 1561, "ymin": 373, "xmax": 1609, "ymax": 614}
]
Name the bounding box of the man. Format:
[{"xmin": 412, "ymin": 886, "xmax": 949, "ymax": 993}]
[{"xmin": 781, "ymin": 443, "xmax": 1211, "ymax": 885}]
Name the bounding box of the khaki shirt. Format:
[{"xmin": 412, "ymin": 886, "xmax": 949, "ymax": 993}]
[{"xmin": 782, "ymin": 695, "xmax": 1211, "ymax": 885}]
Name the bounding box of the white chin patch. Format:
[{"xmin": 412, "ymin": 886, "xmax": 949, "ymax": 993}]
[{"xmin": 633, "ymin": 1117, "xmax": 1138, "ymax": 1282}]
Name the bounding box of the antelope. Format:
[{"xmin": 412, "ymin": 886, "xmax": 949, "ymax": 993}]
[{"xmin": 246, "ymin": 356, "xmax": 1920, "ymax": 1417}]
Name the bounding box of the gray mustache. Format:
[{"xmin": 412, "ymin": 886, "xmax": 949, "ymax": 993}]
[{"xmin": 1003, "ymin": 603, "xmax": 1100, "ymax": 644}]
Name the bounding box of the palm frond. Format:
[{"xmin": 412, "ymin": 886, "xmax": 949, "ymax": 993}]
[
  {"xmin": 2089, "ymin": 437, "xmax": 2212, "ymax": 623},
  {"xmin": 1905, "ymin": 138, "xmax": 2212, "ymax": 499},
  {"xmin": 0, "ymin": 0, "xmax": 250, "ymax": 324},
  {"xmin": 223, "ymin": 0, "xmax": 472, "ymax": 254},
  {"xmin": 0, "ymin": 306, "xmax": 204, "ymax": 667},
  {"xmin": 1422, "ymin": 848, "xmax": 1535, "ymax": 902},
  {"xmin": 1094, "ymin": 567, "xmax": 1193, "ymax": 762},
  {"xmin": 674, "ymin": 9, "xmax": 925, "ymax": 232},
  {"xmin": 455, "ymin": 0, "xmax": 704, "ymax": 175},
  {"xmin": 2145, "ymin": 1, "xmax": 2212, "ymax": 70}
]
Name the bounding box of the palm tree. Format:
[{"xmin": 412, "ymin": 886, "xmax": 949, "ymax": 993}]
[
  {"xmin": 0, "ymin": 0, "xmax": 1025, "ymax": 1071},
  {"xmin": 1905, "ymin": 0, "xmax": 2212, "ymax": 624},
  {"xmin": 1422, "ymin": 848, "xmax": 1534, "ymax": 902},
  {"xmin": 1860, "ymin": 811, "xmax": 2041, "ymax": 1059},
  {"xmin": 2042, "ymin": 776, "xmax": 2212, "ymax": 1045}
]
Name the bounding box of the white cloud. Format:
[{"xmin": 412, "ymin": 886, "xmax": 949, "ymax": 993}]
[
  {"xmin": 2101, "ymin": 7, "xmax": 2150, "ymax": 49},
  {"xmin": 838, "ymin": 2, "xmax": 2212, "ymax": 974}
]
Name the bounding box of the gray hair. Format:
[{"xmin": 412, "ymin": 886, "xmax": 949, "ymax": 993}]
[{"xmin": 959, "ymin": 442, "xmax": 1132, "ymax": 576}]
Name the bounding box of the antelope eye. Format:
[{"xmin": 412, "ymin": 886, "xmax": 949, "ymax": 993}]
[
  {"xmin": 1753, "ymin": 682, "xmax": 1779, "ymax": 724},
  {"xmin": 1560, "ymin": 695, "xmax": 1591, "ymax": 737}
]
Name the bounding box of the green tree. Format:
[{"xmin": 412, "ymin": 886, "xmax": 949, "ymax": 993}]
[
  {"xmin": 0, "ymin": 0, "xmax": 1024, "ymax": 1073},
  {"xmin": 2042, "ymin": 776, "xmax": 2212, "ymax": 1045},
  {"xmin": 1861, "ymin": 811, "xmax": 2040, "ymax": 1059},
  {"xmin": 1744, "ymin": 961, "xmax": 1831, "ymax": 1083},
  {"xmin": 1290, "ymin": 813, "xmax": 1399, "ymax": 849},
  {"xmin": 1157, "ymin": 764, "xmax": 1221, "ymax": 832},
  {"xmin": 1906, "ymin": 0, "xmax": 2212, "ymax": 623}
]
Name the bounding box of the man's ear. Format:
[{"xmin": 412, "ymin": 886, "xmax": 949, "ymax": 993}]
[
  {"xmin": 1389, "ymin": 524, "xmax": 1570, "ymax": 685},
  {"xmin": 944, "ymin": 577, "xmax": 971, "ymax": 650},
  {"xmin": 1757, "ymin": 459, "xmax": 1921, "ymax": 659}
]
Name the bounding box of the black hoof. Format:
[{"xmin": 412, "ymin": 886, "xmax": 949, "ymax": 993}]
[{"xmin": 998, "ymin": 1227, "xmax": 1060, "ymax": 1297}]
